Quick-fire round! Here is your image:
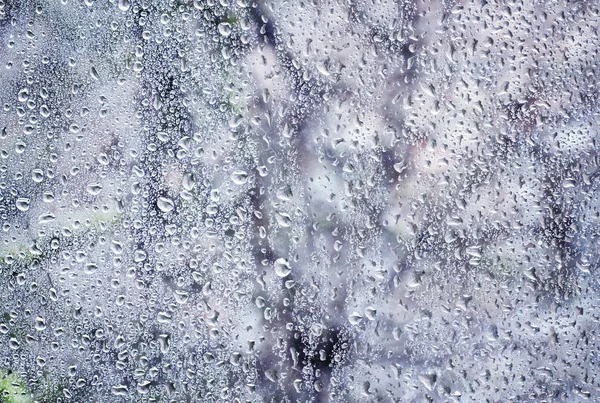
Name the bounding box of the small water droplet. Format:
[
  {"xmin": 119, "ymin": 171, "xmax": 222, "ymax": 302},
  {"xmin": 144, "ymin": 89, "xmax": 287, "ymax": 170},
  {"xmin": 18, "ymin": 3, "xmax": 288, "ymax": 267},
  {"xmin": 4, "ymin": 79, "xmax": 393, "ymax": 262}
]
[
  {"xmin": 97, "ymin": 153, "xmax": 110, "ymax": 165},
  {"xmin": 9, "ymin": 338, "xmax": 20, "ymax": 350},
  {"xmin": 174, "ymin": 290, "xmax": 189, "ymax": 304},
  {"xmin": 275, "ymin": 211, "xmax": 292, "ymax": 227},
  {"xmin": 35, "ymin": 316, "xmax": 46, "ymax": 331},
  {"xmin": 348, "ymin": 312, "xmax": 363, "ymax": 326},
  {"xmin": 90, "ymin": 66, "xmax": 100, "ymax": 80},
  {"xmin": 111, "ymin": 385, "xmax": 128, "ymax": 396},
  {"xmin": 111, "ymin": 241, "xmax": 123, "ymax": 254},
  {"xmin": 137, "ymin": 381, "xmax": 151, "ymax": 394},
  {"xmin": 15, "ymin": 141, "xmax": 27, "ymax": 153},
  {"xmin": 32, "ymin": 169, "xmax": 44, "ymax": 182},
  {"xmin": 39, "ymin": 212, "xmax": 56, "ymax": 223},
  {"xmin": 17, "ymin": 88, "xmax": 29, "ymax": 102},
  {"xmin": 84, "ymin": 263, "xmax": 98, "ymax": 274}
]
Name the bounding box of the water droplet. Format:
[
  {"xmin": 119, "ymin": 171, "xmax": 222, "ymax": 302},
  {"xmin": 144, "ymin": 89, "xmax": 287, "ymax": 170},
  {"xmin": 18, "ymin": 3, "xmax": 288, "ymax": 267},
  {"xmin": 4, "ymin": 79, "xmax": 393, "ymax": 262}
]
[
  {"xmin": 174, "ymin": 290, "xmax": 189, "ymax": 304},
  {"xmin": 35, "ymin": 316, "xmax": 46, "ymax": 331},
  {"xmin": 39, "ymin": 212, "xmax": 56, "ymax": 223},
  {"xmin": 9, "ymin": 338, "xmax": 20, "ymax": 350},
  {"xmin": 36, "ymin": 356, "xmax": 46, "ymax": 368},
  {"xmin": 42, "ymin": 192, "xmax": 54, "ymax": 203},
  {"xmin": 97, "ymin": 153, "xmax": 110, "ymax": 165},
  {"xmin": 157, "ymin": 196, "xmax": 174, "ymax": 212},
  {"xmin": 117, "ymin": 0, "xmax": 130, "ymax": 11},
  {"xmin": 182, "ymin": 173, "xmax": 195, "ymax": 190},
  {"xmin": 348, "ymin": 312, "xmax": 363, "ymax": 326},
  {"xmin": 157, "ymin": 311, "xmax": 172, "ymax": 323},
  {"xmin": 231, "ymin": 170, "xmax": 248, "ymax": 185},
  {"xmin": 15, "ymin": 141, "xmax": 27, "ymax": 153},
  {"xmin": 32, "ymin": 169, "xmax": 44, "ymax": 182},
  {"xmin": 274, "ymin": 258, "xmax": 292, "ymax": 277},
  {"xmin": 218, "ymin": 23, "xmax": 232, "ymax": 37},
  {"xmin": 111, "ymin": 385, "xmax": 128, "ymax": 396},
  {"xmin": 84, "ymin": 263, "xmax": 98, "ymax": 274},
  {"xmin": 111, "ymin": 241, "xmax": 123, "ymax": 254},
  {"xmin": 418, "ymin": 373, "xmax": 437, "ymax": 391},
  {"xmin": 156, "ymin": 131, "xmax": 169, "ymax": 142},
  {"xmin": 562, "ymin": 178, "xmax": 576, "ymax": 188},
  {"xmin": 86, "ymin": 183, "xmax": 103, "ymax": 195},
  {"xmin": 134, "ymin": 249, "xmax": 147, "ymax": 262},
  {"xmin": 137, "ymin": 381, "xmax": 151, "ymax": 394},
  {"xmin": 275, "ymin": 211, "xmax": 292, "ymax": 227},
  {"xmin": 276, "ymin": 185, "xmax": 293, "ymax": 201},
  {"xmin": 16, "ymin": 198, "xmax": 30, "ymax": 211},
  {"xmin": 17, "ymin": 88, "xmax": 29, "ymax": 102},
  {"xmin": 90, "ymin": 66, "xmax": 100, "ymax": 80}
]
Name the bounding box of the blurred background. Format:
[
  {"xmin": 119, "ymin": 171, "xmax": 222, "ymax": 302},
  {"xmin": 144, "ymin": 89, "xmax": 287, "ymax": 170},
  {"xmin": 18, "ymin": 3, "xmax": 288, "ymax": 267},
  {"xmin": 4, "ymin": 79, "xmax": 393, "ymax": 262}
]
[{"xmin": 0, "ymin": 0, "xmax": 599, "ymax": 401}]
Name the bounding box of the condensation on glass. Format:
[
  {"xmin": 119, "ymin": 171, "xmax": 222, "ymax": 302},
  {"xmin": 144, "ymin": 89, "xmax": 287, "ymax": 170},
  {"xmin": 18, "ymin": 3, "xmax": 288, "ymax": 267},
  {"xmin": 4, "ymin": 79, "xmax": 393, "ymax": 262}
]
[{"xmin": 0, "ymin": 0, "xmax": 598, "ymax": 402}]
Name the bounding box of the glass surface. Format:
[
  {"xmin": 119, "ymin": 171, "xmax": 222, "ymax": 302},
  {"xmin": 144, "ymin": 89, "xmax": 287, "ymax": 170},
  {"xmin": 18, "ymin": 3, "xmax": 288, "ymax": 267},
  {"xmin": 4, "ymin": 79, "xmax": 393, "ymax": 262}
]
[{"xmin": 0, "ymin": 0, "xmax": 598, "ymax": 401}]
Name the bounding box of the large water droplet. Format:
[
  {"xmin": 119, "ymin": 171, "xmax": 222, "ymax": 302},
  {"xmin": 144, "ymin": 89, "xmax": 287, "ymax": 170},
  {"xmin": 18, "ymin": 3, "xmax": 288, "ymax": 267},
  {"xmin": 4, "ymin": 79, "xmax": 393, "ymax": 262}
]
[
  {"xmin": 274, "ymin": 258, "xmax": 292, "ymax": 277},
  {"xmin": 218, "ymin": 23, "xmax": 232, "ymax": 37},
  {"xmin": 134, "ymin": 249, "xmax": 147, "ymax": 262},
  {"xmin": 157, "ymin": 196, "xmax": 174, "ymax": 212},
  {"xmin": 231, "ymin": 170, "xmax": 248, "ymax": 185},
  {"xmin": 86, "ymin": 183, "xmax": 103, "ymax": 195},
  {"xmin": 16, "ymin": 198, "xmax": 30, "ymax": 211},
  {"xmin": 117, "ymin": 0, "xmax": 130, "ymax": 11}
]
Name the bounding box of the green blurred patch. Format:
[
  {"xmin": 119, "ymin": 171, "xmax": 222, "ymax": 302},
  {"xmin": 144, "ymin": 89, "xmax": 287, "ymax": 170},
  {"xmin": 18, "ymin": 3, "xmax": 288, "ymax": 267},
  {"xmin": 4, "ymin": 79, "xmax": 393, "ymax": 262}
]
[{"xmin": 0, "ymin": 370, "xmax": 32, "ymax": 403}]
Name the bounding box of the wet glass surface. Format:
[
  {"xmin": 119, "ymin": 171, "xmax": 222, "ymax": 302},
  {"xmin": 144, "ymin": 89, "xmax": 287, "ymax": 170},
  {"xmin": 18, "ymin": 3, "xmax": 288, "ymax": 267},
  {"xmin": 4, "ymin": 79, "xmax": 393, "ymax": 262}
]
[{"xmin": 0, "ymin": 0, "xmax": 599, "ymax": 401}]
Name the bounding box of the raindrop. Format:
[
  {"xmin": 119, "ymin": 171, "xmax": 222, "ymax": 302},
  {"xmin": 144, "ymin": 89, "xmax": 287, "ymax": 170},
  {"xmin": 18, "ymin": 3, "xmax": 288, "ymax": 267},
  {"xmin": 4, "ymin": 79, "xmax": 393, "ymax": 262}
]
[
  {"xmin": 117, "ymin": 0, "xmax": 130, "ymax": 11},
  {"xmin": 231, "ymin": 170, "xmax": 248, "ymax": 185},
  {"xmin": 86, "ymin": 183, "xmax": 103, "ymax": 195},
  {"xmin": 157, "ymin": 196, "xmax": 175, "ymax": 212},
  {"xmin": 134, "ymin": 249, "xmax": 147, "ymax": 262},
  {"xmin": 39, "ymin": 212, "xmax": 56, "ymax": 223},
  {"xmin": 16, "ymin": 198, "xmax": 30, "ymax": 211},
  {"xmin": 218, "ymin": 23, "xmax": 232, "ymax": 37},
  {"xmin": 34, "ymin": 317, "xmax": 46, "ymax": 331},
  {"xmin": 274, "ymin": 258, "xmax": 292, "ymax": 277}
]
